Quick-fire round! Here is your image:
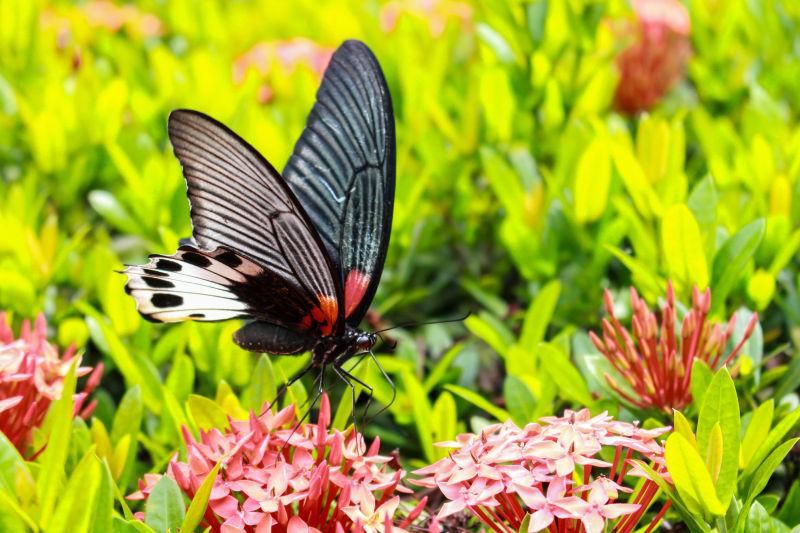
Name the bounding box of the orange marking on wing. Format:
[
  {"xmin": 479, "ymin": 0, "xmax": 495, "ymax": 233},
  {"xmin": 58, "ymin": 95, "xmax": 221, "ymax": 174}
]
[
  {"xmin": 299, "ymin": 295, "xmax": 339, "ymax": 336},
  {"xmin": 344, "ymin": 270, "xmax": 371, "ymax": 318}
]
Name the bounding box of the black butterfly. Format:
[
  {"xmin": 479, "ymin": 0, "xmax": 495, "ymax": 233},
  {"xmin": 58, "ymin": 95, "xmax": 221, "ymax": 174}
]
[{"xmin": 123, "ymin": 40, "xmax": 394, "ymax": 398}]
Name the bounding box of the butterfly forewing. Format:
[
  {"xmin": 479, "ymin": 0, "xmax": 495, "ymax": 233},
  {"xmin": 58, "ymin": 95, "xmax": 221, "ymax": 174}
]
[
  {"xmin": 131, "ymin": 110, "xmax": 344, "ymax": 335},
  {"xmin": 284, "ymin": 40, "xmax": 396, "ymax": 326}
]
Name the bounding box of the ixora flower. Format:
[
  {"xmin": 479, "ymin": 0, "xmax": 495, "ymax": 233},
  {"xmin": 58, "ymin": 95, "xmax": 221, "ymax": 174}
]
[
  {"xmin": 130, "ymin": 395, "xmax": 427, "ymax": 532},
  {"xmin": 613, "ymin": 0, "xmax": 691, "ymax": 115},
  {"xmin": 414, "ymin": 409, "xmax": 671, "ymax": 533},
  {"xmin": 590, "ymin": 283, "xmax": 758, "ymax": 413},
  {"xmin": 0, "ymin": 313, "xmax": 102, "ymax": 452}
]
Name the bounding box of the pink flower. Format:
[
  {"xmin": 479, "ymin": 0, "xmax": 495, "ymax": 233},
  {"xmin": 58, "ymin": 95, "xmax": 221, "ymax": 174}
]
[
  {"xmin": 233, "ymin": 38, "xmax": 334, "ymax": 104},
  {"xmin": 613, "ymin": 0, "xmax": 691, "ymax": 114},
  {"xmin": 0, "ymin": 313, "xmax": 102, "ymax": 452},
  {"xmin": 413, "ymin": 409, "xmax": 670, "ymax": 533},
  {"xmin": 130, "ymin": 394, "xmax": 427, "ymax": 533},
  {"xmin": 590, "ymin": 282, "xmax": 758, "ymax": 413},
  {"xmin": 379, "ymin": 0, "xmax": 473, "ymax": 37},
  {"xmin": 555, "ymin": 480, "xmax": 641, "ymax": 533},
  {"xmin": 513, "ymin": 478, "xmax": 582, "ymax": 532}
]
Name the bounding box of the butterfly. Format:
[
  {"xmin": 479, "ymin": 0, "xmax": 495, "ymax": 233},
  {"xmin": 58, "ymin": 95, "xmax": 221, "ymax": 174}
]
[{"xmin": 123, "ymin": 40, "xmax": 395, "ymax": 398}]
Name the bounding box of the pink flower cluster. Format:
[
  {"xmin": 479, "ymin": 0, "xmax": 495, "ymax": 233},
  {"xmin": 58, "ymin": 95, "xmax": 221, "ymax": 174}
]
[
  {"xmin": 590, "ymin": 283, "xmax": 757, "ymax": 413},
  {"xmin": 414, "ymin": 409, "xmax": 671, "ymax": 533},
  {"xmin": 130, "ymin": 395, "xmax": 426, "ymax": 532},
  {"xmin": 613, "ymin": 0, "xmax": 691, "ymax": 115},
  {"xmin": 233, "ymin": 38, "xmax": 334, "ymax": 104},
  {"xmin": 0, "ymin": 313, "xmax": 102, "ymax": 452}
]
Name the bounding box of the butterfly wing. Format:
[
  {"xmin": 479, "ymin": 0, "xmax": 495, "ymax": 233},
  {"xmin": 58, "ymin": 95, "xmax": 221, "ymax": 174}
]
[
  {"xmin": 283, "ymin": 40, "xmax": 395, "ymax": 327},
  {"xmin": 125, "ymin": 110, "xmax": 344, "ymax": 336}
]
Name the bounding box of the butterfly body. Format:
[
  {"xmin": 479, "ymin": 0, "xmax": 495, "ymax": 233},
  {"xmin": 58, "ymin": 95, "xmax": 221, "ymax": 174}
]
[{"xmin": 123, "ymin": 40, "xmax": 395, "ymax": 384}]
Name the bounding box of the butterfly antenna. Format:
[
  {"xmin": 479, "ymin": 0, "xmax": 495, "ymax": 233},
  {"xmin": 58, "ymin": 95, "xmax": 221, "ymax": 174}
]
[
  {"xmin": 373, "ymin": 311, "xmax": 471, "ymax": 334},
  {"xmin": 363, "ymin": 349, "xmax": 396, "ymax": 426}
]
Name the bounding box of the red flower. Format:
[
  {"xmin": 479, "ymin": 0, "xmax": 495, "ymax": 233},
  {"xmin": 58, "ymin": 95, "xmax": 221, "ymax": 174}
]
[
  {"xmin": 590, "ymin": 283, "xmax": 757, "ymax": 413},
  {"xmin": 0, "ymin": 313, "xmax": 103, "ymax": 452},
  {"xmin": 413, "ymin": 409, "xmax": 671, "ymax": 533},
  {"xmin": 130, "ymin": 395, "xmax": 427, "ymax": 532},
  {"xmin": 613, "ymin": 0, "xmax": 691, "ymax": 115}
]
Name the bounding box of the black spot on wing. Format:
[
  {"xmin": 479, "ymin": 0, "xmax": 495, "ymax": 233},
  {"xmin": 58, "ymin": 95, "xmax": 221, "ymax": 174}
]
[
  {"xmin": 143, "ymin": 268, "xmax": 167, "ymax": 277},
  {"xmin": 216, "ymin": 250, "xmax": 243, "ymax": 268},
  {"xmin": 182, "ymin": 251, "xmax": 212, "ymax": 268},
  {"xmin": 143, "ymin": 277, "xmax": 175, "ymax": 288},
  {"xmin": 124, "ymin": 284, "xmax": 132, "ymax": 295},
  {"xmin": 189, "ymin": 313, "xmax": 205, "ymax": 318},
  {"xmin": 151, "ymin": 293, "xmax": 184, "ymax": 308},
  {"xmin": 156, "ymin": 259, "xmax": 182, "ymax": 272}
]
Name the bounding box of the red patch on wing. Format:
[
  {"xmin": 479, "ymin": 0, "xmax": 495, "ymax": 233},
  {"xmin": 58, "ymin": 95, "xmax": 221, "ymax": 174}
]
[
  {"xmin": 300, "ymin": 295, "xmax": 339, "ymax": 336},
  {"xmin": 344, "ymin": 270, "xmax": 371, "ymax": 318}
]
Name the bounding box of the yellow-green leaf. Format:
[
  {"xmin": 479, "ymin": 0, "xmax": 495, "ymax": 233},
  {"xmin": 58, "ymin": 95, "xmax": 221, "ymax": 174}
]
[
  {"xmin": 187, "ymin": 395, "xmax": 230, "ymax": 431},
  {"xmin": 665, "ymin": 433, "xmax": 727, "ymax": 517},
  {"xmin": 740, "ymin": 400, "xmax": 774, "ymax": 469},
  {"xmin": 574, "ymin": 139, "xmax": 611, "ymax": 223},
  {"xmin": 673, "ymin": 410, "xmax": 697, "ymax": 449},
  {"xmin": 661, "ymin": 203, "xmax": 708, "ymax": 291},
  {"xmin": 181, "ymin": 463, "xmax": 220, "ymax": 533},
  {"xmin": 706, "ymin": 423, "xmax": 723, "ymax": 482}
]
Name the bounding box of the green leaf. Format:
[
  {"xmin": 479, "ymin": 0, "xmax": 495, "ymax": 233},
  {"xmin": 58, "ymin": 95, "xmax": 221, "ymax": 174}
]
[
  {"xmin": 0, "ymin": 433, "xmax": 28, "ymax": 493},
  {"xmin": 743, "ymin": 406, "xmax": 800, "ymax": 480},
  {"xmin": 249, "ymin": 355, "xmax": 276, "ymax": 410},
  {"xmin": 745, "ymin": 438, "xmax": 800, "ymax": 508},
  {"xmin": 706, "ymin": 423, "xmax": 723, "ymax": 482},
  {"xmin": 687, "ymin": 176, "xmax": 717, "ymax": 233},
  {"xmin": 740, "ymin": 400, "xmax": 774, "ymax": 470},
  {"xmin": 0, "ymin": 489, "xmax": 37, "ymax": 532},
  {"xmin": 187, "ymin": 395, "xmax": 230, "ymax": 431},
  {"xmin": 665, "ymin": 433, "xmax": 727, "ymax": 517},
  {"xmin": 538, "ymin": 344, "xmax": 593, "ymax": 406},
  {"xmin": 444, "ymin": 384, "xmax": 511, "ymax": 422},
  {"xmin": 181, "ymin": 463, "xmax": 220, "ymax": 533},
  {"xmin": 79, "ymin": 303, "xmax": 163, "ymax": 413},
  {"xmin": 111, "ymin": 385, "xmax": 143, "ymax": 491},
  {"xmin": 691, "ymin": 359, "xmax": 714, "ymax": 407},
  {"xmin": 49, "ymin": 449, "xmax": 103, "ymax": 533},
  {"xmin": 518, "ymin": 512, "xmax": 531, "ymax": 533},
  {"xmin": 36, "ymin": 359, "xmax": 77, "ymax": 530},
  {"xmin": 431, "ymin": 392, "xmax": 458, "ymax": 450},
  {"xmin": 403, "ymin": 372, "xmax": 435, "ymax": 462},
  {"xmin": 504, "ymin": 375, "xmax": 536, "ymax": 426},
  {"xmin": 662, "ymin": 203, "xmax": 708, "ymax": 291},
  {"xmin": 673, "ymin": 410, "xmax": 697, "ymax": 449},
  {"xmin": 464, "ymin": 312, "xmax": 514, "ymax": 356},
  {"xmin": 145, "ymin": 476, "xmax": 186, "ymax": 533},
  {"xmin": 731, "ymin": 308, "xmax": 763, "ymax": 386},
  {"xmin": 574, "ymin": 139, "xmax": 611, "ymax": 223},
  {"xmin": 777, "ymin": 480, "xmax": 800, "ymax": 525},
  {"xmin": 423, "ymin": 343, "xmax": 463, "ymax": 392},
  {"xmin": 696, "ymin": 368, "xmax": 739, "ymax": 511},
  {"xmin": 711, "ymin": 219, "xmax": 765, "ymax": 308},
  {"xmin": 745, "ymin": 502, "xmax": 772, "ymax": 533},
  {"xmin": 519, "ymin": 280, "xmax": 561, "ymax": 349}
]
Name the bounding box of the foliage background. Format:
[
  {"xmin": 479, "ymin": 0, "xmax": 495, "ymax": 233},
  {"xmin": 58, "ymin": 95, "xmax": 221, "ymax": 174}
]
[{"xmin": 2, "ymin": 0, "xmax": 800, "ymax": 530}]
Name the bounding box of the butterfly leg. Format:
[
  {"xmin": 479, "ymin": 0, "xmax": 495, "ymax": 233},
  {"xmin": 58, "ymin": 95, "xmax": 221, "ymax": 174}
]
[
  {"xmin": 333, "ymin": 364, "xmax": 374, "ymax": 450},
  {"xmin": 275, "ymin": 364, "xmax": 326, "ymax": 464},
  {"xmin": 260, "ymin": 360, "xmax": 315, "ymax": 417}
]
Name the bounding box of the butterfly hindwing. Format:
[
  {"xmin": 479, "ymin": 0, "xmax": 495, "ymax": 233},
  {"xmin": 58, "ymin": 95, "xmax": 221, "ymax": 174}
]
[
  {"xmin": 284, "ymin": 40, "xmax": 395, "ymax": 326},
  {"xmin": 165, "ymin": 110, "xmax": 343, "ymax": 335},
  {"xmin": 123, "ymin": 247, "xmax": 257, "ymax": 323}
]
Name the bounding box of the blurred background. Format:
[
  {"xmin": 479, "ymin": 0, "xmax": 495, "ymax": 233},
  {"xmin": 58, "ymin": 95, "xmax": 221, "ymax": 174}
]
[{"xmin": 2, "ymin": 0, "xmax": 800, "ymax": 467}]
